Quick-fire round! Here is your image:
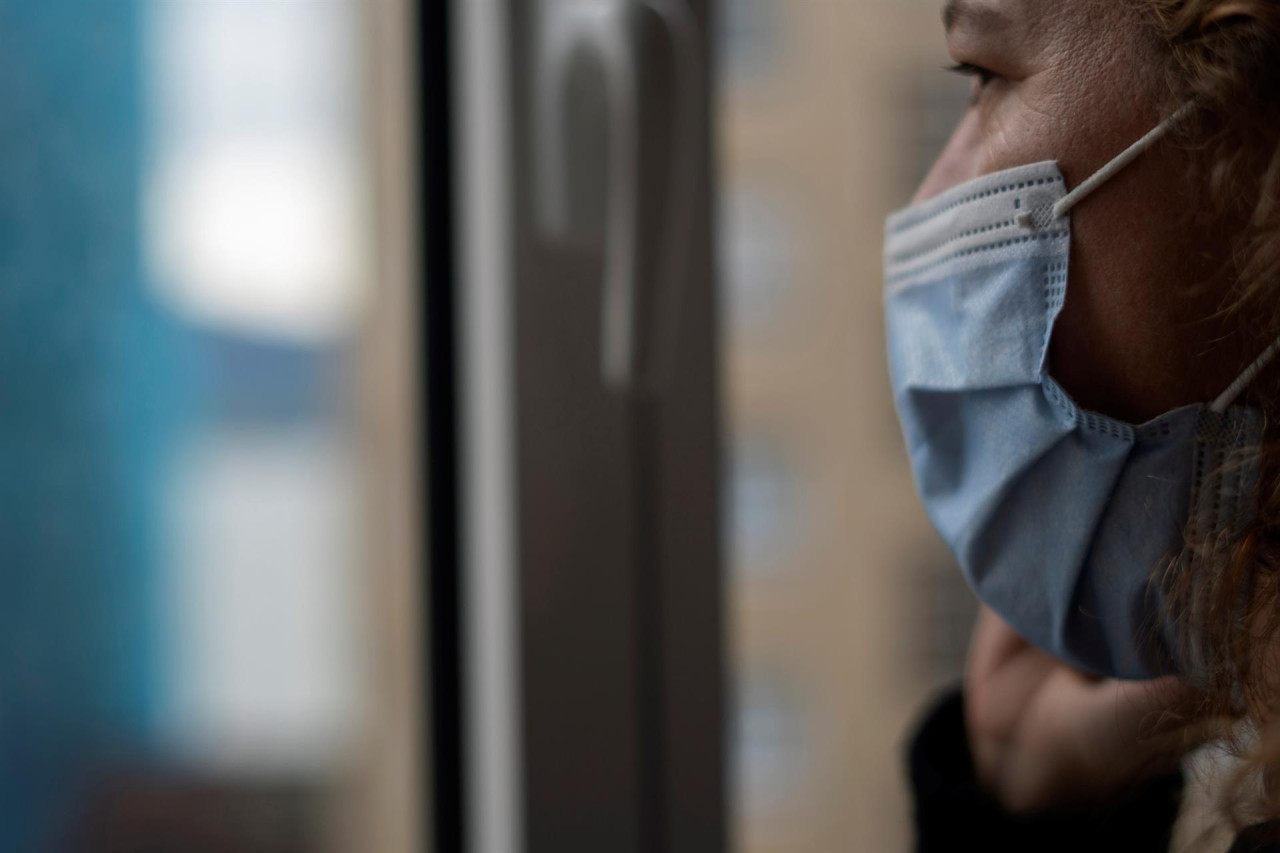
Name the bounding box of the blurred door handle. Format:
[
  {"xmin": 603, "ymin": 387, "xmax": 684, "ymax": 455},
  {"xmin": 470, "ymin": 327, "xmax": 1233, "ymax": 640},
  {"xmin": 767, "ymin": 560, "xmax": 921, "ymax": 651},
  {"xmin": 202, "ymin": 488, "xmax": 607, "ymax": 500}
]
[{"xmin": 536, "ymin": 0, "xmax": 701, "ymax": 393}]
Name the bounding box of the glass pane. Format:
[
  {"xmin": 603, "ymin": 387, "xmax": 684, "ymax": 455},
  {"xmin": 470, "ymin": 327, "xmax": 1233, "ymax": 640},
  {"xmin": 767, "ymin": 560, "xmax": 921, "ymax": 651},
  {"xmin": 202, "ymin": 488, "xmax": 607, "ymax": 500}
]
[
  {"xmin": 146, "ymin": 0, "xmax": 368, "ymax": 773},
  {"xmin": 0, "ymin": 1, "xmax": 420, "ymax": 849},
  {"xmin": 716, "ymin": 2, "xmax": 975, "ymax": 850}
]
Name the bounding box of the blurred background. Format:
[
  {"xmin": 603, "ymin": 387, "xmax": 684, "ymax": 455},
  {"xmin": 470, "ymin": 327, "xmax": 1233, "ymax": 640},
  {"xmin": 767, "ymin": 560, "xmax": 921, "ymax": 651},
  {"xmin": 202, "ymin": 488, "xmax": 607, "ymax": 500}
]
[
  {"xmin": 717, "ymin": 3, "xmax": 974, "ymax": 850},
  {"xmin": 0, "ymin": 0, "xmax": 975, "ymax": 851}
]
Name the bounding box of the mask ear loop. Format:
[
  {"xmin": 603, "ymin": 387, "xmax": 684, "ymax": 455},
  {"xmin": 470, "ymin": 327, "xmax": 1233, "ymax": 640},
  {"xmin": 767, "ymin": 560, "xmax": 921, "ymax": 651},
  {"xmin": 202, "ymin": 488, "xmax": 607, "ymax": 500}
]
[
  {"xmin": 1012, "ymin": 101, "xmax": 1280, "ymax": 412},
  {"xmin": 1212, "ymin": 339, "xmax": 1280, "ymax": 413},
  {"xmin": 1016, "ymin": 102, "xmax": 1197, "ymax": 229}
]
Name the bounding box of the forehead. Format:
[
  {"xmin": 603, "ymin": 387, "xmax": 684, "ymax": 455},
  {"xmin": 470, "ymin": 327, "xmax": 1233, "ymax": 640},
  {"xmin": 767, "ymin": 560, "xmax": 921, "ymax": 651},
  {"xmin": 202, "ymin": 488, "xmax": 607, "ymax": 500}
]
[
  {"xmin": 943, "ymin": 0, "xmax": 1140, "ymax": 66},
  {"xmin": 943, "ymin": 0, "xmax": 1016, "ymax": 34},
  {"xmin": 943, "ymin": 0, "xmax": 1121, "ymax": 35}
]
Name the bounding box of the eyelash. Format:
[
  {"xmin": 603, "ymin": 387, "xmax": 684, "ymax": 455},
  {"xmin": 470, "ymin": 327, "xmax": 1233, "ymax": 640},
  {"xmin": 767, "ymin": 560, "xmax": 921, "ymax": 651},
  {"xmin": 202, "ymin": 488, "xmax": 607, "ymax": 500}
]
[{"xmin": 947, "ymin": 62, "xmax": 998, "ymax": 98}]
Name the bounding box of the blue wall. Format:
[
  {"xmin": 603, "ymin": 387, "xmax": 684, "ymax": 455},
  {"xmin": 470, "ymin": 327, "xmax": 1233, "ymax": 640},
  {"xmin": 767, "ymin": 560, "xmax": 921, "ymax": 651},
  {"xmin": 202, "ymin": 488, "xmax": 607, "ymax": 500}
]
[{"xmin": 0, "ymin": 1, "xmax": 175, "ymax": 846}]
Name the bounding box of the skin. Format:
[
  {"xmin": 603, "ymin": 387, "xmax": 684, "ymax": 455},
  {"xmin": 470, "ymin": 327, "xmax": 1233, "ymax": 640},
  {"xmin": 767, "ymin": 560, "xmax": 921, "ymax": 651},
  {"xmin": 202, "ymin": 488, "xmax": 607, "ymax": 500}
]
[
  {"xmin": 964, "ymin": 606, "xmax": 1224, "ymax": 814},
  {"xmin": 921, "ymin": 0, "xmax": 1248, "ymax": 422},
  {"xmin": 918, "ymin": 0, "xmax": 1252, "ymax": 814}
]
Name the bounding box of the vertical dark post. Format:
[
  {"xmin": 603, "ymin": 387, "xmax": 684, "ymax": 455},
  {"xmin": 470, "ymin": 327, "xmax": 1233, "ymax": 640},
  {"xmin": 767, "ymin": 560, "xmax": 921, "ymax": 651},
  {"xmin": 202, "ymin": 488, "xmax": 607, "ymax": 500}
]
[
  {"xmin": 650, "ymin": 4, "xmax": 725, "ymax": 850},
  {"xmin": 419, "ymin": 2, "xmax": 465, "ymax": 851}
]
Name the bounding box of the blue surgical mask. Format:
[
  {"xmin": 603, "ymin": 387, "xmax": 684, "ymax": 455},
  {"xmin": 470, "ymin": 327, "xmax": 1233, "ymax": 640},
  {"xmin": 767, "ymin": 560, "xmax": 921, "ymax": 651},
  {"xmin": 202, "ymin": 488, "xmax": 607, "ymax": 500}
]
[{"xmin": 884, "ymin": 110, "xmax": 1278, "ymax": 680}]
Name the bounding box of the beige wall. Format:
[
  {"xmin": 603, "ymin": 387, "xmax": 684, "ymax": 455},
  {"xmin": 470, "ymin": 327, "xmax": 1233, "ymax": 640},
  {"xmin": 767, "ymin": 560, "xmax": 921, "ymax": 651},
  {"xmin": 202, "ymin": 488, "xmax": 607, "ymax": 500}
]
[
  {"xmin": 346, "ymin": 0, "xmax": 425, "ymax": 850},
  {"xmin": 720, "ymin": 2, "xmax": 973, "ymax": 851}
]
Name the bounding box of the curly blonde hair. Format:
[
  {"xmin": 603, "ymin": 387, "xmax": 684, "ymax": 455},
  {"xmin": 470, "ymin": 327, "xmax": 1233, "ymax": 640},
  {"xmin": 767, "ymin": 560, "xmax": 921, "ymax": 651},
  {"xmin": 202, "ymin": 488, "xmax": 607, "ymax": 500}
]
[{"xmin": 1132, "ymin": 0, "xmax": 1280, "ymax": 827}]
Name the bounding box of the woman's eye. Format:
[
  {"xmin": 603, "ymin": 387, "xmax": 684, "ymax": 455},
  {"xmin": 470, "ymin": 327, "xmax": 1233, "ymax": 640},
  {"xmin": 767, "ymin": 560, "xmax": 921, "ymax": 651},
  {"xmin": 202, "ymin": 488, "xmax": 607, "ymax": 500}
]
[{"xmin": 947, "ymin": 62, "xmax": 998, "ymax": 101}]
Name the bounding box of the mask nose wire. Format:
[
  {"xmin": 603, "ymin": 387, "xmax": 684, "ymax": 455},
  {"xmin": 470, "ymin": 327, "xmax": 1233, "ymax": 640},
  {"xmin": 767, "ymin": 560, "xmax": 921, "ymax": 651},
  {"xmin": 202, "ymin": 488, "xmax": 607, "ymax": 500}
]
[{"xmin": 1015, "ymin": 102, "xmax": 1196, "ymax": 229}]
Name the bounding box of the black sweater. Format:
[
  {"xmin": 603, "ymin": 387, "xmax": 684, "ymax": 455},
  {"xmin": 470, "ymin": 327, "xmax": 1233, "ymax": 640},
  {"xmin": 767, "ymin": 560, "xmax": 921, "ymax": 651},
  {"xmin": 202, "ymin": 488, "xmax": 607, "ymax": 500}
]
[{"xmin": 907, "ymin": 687, "xmax": 1280, "ymax": 853}]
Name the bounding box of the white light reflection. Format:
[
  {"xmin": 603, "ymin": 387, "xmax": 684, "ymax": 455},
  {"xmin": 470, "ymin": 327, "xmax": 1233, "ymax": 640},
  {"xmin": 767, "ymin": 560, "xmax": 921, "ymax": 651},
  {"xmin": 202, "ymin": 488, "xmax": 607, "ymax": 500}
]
[{"xmin": 145, "ymin": 0, "xmax": 367, "ymax": 343}]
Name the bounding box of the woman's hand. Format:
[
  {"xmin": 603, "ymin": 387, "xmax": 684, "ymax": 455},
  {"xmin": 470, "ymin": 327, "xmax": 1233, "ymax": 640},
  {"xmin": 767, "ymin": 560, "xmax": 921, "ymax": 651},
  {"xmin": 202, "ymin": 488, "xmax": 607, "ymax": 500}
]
[{"xmin": 964, "ymin": 605, "xmax": 1220, "ymax": 815}]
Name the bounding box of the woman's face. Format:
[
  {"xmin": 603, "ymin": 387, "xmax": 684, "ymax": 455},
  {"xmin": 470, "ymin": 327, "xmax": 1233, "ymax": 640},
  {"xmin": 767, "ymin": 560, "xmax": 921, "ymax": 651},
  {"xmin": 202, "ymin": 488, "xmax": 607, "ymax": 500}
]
[{"xmin": 918, "ymin": 0, "xmax": 1246, "ymax": 423}]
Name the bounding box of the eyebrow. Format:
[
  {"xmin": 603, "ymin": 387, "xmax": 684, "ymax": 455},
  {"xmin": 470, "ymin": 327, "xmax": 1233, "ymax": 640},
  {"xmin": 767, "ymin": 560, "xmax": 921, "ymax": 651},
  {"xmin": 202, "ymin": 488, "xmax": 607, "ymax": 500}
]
[{"xmin": 942, "ymin": 0, "xmax": 1013, "ymax": 35}]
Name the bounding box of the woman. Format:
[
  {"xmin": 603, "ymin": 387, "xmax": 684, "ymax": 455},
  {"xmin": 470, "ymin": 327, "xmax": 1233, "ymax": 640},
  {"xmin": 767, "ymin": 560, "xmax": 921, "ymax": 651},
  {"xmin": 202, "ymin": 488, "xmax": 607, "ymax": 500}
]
[{"xmin": 892, "ymin": 0, "xmax": 1280, "ymax": 849}]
